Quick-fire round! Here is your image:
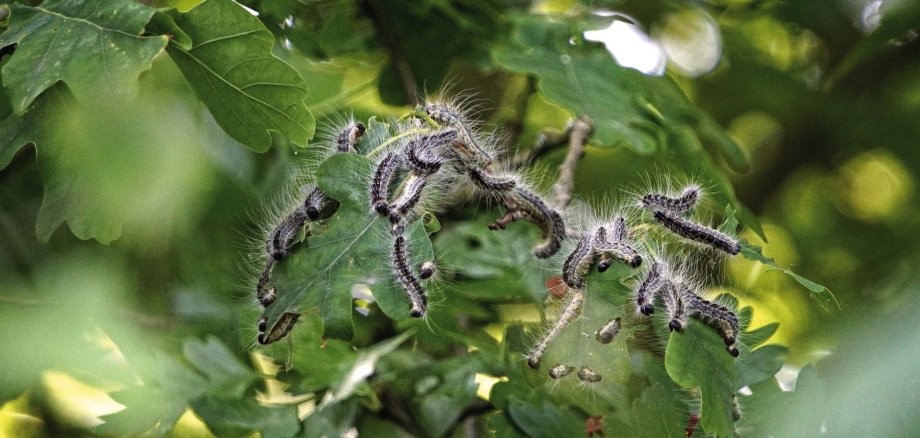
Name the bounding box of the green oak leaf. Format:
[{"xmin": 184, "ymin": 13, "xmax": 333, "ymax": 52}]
[
  {"xmin": 720, "ymin": 206, "xmax": 839, "ymax": 310},
  {"xmin": 506, "ymin": 395, "xmax": 584, "ymax": 438},
  {"xmin": 149, "ymin": 0, "xmax": 314, "ymax": 152},
  {"xmin": 190, "ymin": 398, "xmax": 300, "ymax": 438},
  {"xmin": 665, "ymin": 320, "xmax": 738, "ymax": 437},
  {"xmin": 0, "ymin": 0, "xmax": 167, "ymax": 114},
  {"xmin": 262, "ymin": 153, "xmax": 434, "ymax": 340}
]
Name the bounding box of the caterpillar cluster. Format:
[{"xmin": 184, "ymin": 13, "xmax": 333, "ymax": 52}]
[
  {"xmin": 527, "ymin": 183, "xmax": 744, "ymax": 378},
  {"xmin": 252, "ymin": 98, "xmax": 568, "ymax": 344},
  {"xmin": 254, "ymin": 122, "xmax": 365, "ymax": 345}
]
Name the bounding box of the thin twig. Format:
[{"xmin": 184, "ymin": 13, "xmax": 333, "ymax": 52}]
[{"xmin": 552, "ymin": 115, "xmax": 594, "ymax": 210}]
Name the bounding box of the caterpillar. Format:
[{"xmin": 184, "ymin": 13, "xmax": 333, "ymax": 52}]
[
  {"xmin": 466, "ymin": 167, "xmax": 516, "ymax": 192},
  {"xmin": 562, "ymin": 234, "xmax": 595, "ymax": 289},
  {"xmin": 595, "ymin": 317, "xmax": 621, "ymax": 344},
  {"xmin": 685, "ymin": 292, "xmax": 741, "ymax": 357},
  {"xmin": 404, "ymin": 129, "xmax": 456, "ymax": 176},
  {"xmin": 576, "ymin": 366, "xmax": 602, "ymax": 383},
  {"xmin": 257, "ymin": 312, "xmax": 300, "ymax": 345},
  {"xmin": 418, "ymin": 261, "xmax": 437, "ymax": 280},
  {"xmin": 549, "ymin": 364, "xmax": 575, "ymax": 380},
  {"xmin": 388, "ymin": 174, "xmax": 429, "ymax": 225},
  {"xmin": 527, "ymin": 289, "xmax": 584, "ymax": 369},
  {"xmin": 370, "ymin": 152, "xmax": 403, "ymax": 215},
  {"xmin": 424, "ymin": 102, "xmax": 493, "ymax": 167},
  {"xmin": 490, "ymin": 187, "xmax": 566, "ymax": 258},
  {"xmin": 652, "ymin": 211, "xmax": 741, "ymax": 255},
  {"xmin": 634, "ymin": 260, "xmax": 665, "ymax": 315},
  {"xmin": 304, "ymin": 186, "xmax": 339, "ymax": 221},
  {"xmin": 393, "ymin": 235, "xmax": 428, "ymax": 318},
  {"xmin": 663, "ymin": 280, "xmax": 689, "ymax": 333},
  {"xmin": 336, "ymin": 122, "xmax": 366, "ymax": 153},
  {"xmin": 641, "ymin": 184, "xmax": 700, "ymax": 215}
]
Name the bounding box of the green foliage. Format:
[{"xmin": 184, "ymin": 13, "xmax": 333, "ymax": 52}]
[{"xmin": 2, "ymin": 0, "xmax": 918, "ymax": 436}]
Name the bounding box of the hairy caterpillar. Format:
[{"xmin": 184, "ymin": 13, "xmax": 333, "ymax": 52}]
[
  {"xmin": 388, "ymin": 174, "xmax": 429, "ymax": 225},
  {"xmin": 304, "ymin": 187, "xmax": 340, "ymax": 221},
  {"xmin": 562, "ymin": 234, "xmax": 595, "ymax": 289},
  {"xmin": 595, "ymin": 317, "xmax": 621, "ymax": 344},
  {"xmin": 424, "ymin": 102, "xmax": 493, "ymax": 166},
  {"xmin": 663, "ymin": 280, "xmax": 689, "ymax": 333},
  {"xmin": 418, "ymin": 261, "xmax": 437, "ymax": 280},
  {"xmin": 684, "ymin": 291, "xmax": 741, "ymax": 357},
  {"xmin": 652, "ymin": 211, "xmax": 741, "ymax": 255},
  {"xmin": 576, "ymin": 366, "xmax": 602, "ymax": 383},
  {"xmin": 527, "ymin": 289, "xmax": 585, "ymax": 369},
  {"xmin": 392, "ymin": 235, "xmax": 428, "ymax": 317},
  {"xmin": 467, "ymin": 167, "xmax": 516, "ymax": 192},
  {"xmin": 635, "ymin": 260, "xmax": 665, "ymax": 315},
  {"xmin": 336, "ymin": 122, "xmax": 366, "ymax": 153},
  {"xmin": 404, "ymin": 129, "xmax": 456, "ymax": 176},
  {"xmin": 370, "ymin": 152, "xmax": 402, "ymax": 215},
  {"xmin": 641, "ymin": 184, "xmax": 700, "ymax": 215},
  {"xmin": 549, "ymin": 364, "xmax": 575, "ymax": 380},
  {"xmin": 490, "ymin": 186, "xmax": 566, "ymax": 258},
  {"xmin": 257, "ymin": 312, "xmax": 300, "ymax": 345},
  {"xmin": 596, "ymin": 217, "xmax": 637, "ymax": 271}
]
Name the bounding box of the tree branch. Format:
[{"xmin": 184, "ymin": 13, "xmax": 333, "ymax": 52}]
[{"xmin": 552, "ymin": 115, "xmax": 593, "ymax": 210}]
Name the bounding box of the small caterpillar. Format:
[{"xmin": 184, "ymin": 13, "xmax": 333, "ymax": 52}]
[
  {"xmin": 685, "ymin": 292, "xmax": 741, "ymax": 357},
  {"xmin": 257, "ymin": 312, "xmax": 300, "ymax": 345},
  {"xmin": 336, "ymin": 122, "xmax": 366, "ymax": 153},
  {"xmin": 388, "ymin": 174, "xmax": 428, "ymax": 224},
  {"xmin": 595, "ymin": 317, "xmax": 621, "ymax": 344},
  {"xmin": 549, "ymin": 364, "xmax": 575, "ymax": 380},
  {"xmin": 652, "ymin": 211, "xmax": 741, "ymax": 255},
  {"xmin": 393, "ymin": 235, "xmax": 428, "ymax": 317},
  {"xmin": 370, "ymin": 152, "xmax": 403, "ymax": 215},
  {"xmin": 663, "ymin": 281, "xmax": 688, "ymax": 333},
  {"xmin": 491, "ymin": 187, "xmax": 566, "ymax": 258},
  {"xmin": 593, "ymin": 223, "xmax": 641, "ymax": 270},
  {"xmin": 527, "ymin": 289, "xmax": 584, "ymax": 369},
  {"xmin": 418, "ymin": 261, "xmax": 437, "ymax": 280},
  {"xmin": 424, "ymin": 102, "xmax": 493, "ymax": 166},
  {"xmin": 635, "ymin": 260, "xmax": 665, "ymax": 315},
  {"xmin": 641, "ymin": 185, "xmax": 700, "ymax": 215},
  {"xmin": 562, "ymin": 234, "xmax": 595, "ymax": 289},
  {"xmin": 304, "ymin": 187, "xmax": 340, "ymax": 221},
  {"xmin": 576, "ymin": 366, "xmax": 602, "ymax": 383}
]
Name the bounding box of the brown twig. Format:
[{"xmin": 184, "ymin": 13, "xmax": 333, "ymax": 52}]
[{"xmin": 551, "ymin": 115, "xmax": 594, "ymax": 210}]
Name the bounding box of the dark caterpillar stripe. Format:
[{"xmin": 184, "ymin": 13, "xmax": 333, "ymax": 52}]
[
  {"xmin": 562, "ymin": 234, "xmax": 595, "ymax": 289},
  {"xmin": 370, "ymin": 153, "xmax": 402, "ymax": 215},
  {"xmin": 635, "ymin": 260, "xmax": 664, "ymax": 315},
  {"xmin": 388, "ymin": 175, "xmax": 427, "ymax": 224},
  {"xmin": 641, "ymin": 185, "xmax": 699, "ymax": 215},
  {"xmin": 393, "ymin": 235, "xmax": 427, "ymax": 317},
  {"xmin": 405, "ymin": 129, "xmax": 455, "ymax": 176},
  {"xmin": 467, "ymin": 167, "xmax": 516, "ymax": 192},
  {"xmin": 685, "ymin": 292, "xmax": 740, "ymax": 357},
  {"xmin": 257, "ymin": 312, "xmax": 299, "ymax": 345},
  {"xmin": 663, "ymin": 281, "xmax": 688, "ymax": 333},
  {"xmin": 653, "ymin": 211, "xmax": 741, "ymax": 255},
  {"xmin": 304, "ymin": 187, "xmax": 339, "ymax": 221}
]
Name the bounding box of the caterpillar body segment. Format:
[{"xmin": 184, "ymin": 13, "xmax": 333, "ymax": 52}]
[
  {"xmin": 418, "ymin": 261, "xmax": 437, "ymax": 280},
  {"xmin": 467, "ymin": 167, "xmax": 516, "ymax": 193},
  {"xmin": 370, "ymin": 152, "xmax": 403, "ymax": 215},
  {"xmin": 527, "ymin": 289, "xmax": 585, "ymax": 369},
  {"xmin": 652, "ymin": 211, "xmax": 741, "ymax": 255},
  {"xmin": 257, "ymin": 312, "xmax": 300, "ymax": 345},
  {"xmin": 424, "ymin": 102, "xmax": 493, "ymax": 166},
  {"xmin": 388, "ymin": 174, "xmax": 428, "ymax": 224},
  {"xmin": 595, "ymin": 317, "xmax": 621, "ymax": 344},
  {"xmin": 493, "ymin": 187, "xmax": 566, "ymax": 258},
  {"xmin": 594, "ymin": 241, "xmax": 642, "ymax": 269},
  {"xmin": 562, "ymin": 234, "xmax": 595, "ymax": 290},
  {"xmin": 641, "ymin": 185, "xmax": 700, "ymax": 215},
  {"xmin": 685, "ymin": 292, "xmax": 741, "ymax": 357},
  {"xmin": 635, "ymin": 260, "xmax": 665, "ymax": 315},
  {"xmin": 268, "ymin": 208, "xmax": 309, "ymax": 261},
  {"xmin": 549, "ymin": 364, "xmax": 575, "ymax": 380},
  {"xmin": 405, "ymin": 129, "xmax": 456, "ymax": 176},
  {"xmin": 663, "ymin": 281, "xmax": 688, "ymax": 333},
  {"xmin": 256, "ymin": 259, "xmax": 276, "ymax": 307},
  {"xmin": 393, "ymin": 235, "xmax": 428, "ymax": 318},
  {"xmin": 337, "ymin": 122, "xmax": 366, "ymax": 153}
]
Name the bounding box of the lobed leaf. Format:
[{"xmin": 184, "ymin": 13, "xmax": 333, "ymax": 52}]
[
  {"xmin": 150, "ymin": 0, "xmax": 314, "ymax": 152},
  {"xmin": 0, "ymin": 0, "xmax": 167, "ymax": 114},
  {"xmin": 262, "ymin": 153, "xmax": 434, "ymax": 340}
]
